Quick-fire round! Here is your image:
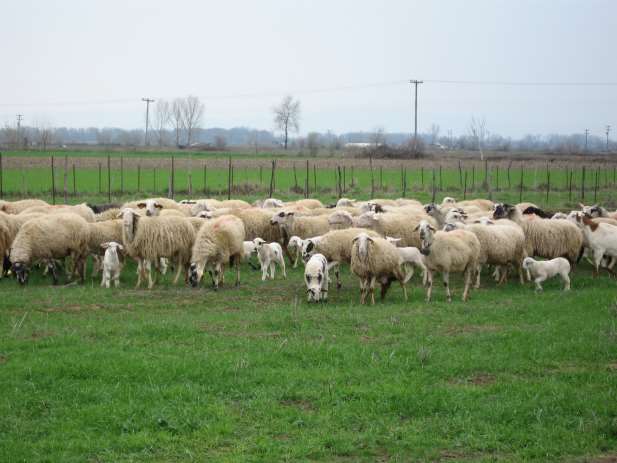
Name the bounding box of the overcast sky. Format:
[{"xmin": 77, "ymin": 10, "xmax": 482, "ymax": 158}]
[{"xmin": 1, "ymin": 0, "xmax": 615, "ymax": 137}]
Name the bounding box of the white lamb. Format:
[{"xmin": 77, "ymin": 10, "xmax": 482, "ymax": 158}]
[
  {"xmin": 385, "ymin": 237, "xmax": 428, "ymax": 285},
  {"xmin": 100, "ymin": 242, "xmax": 123, "ymax": 288},
  {"xmin": 287, "ymin": 235, "xmax": 306, "ymax": 268},
  {"xmin": 253, "ymin": 238, "xmax": 286, "ymax": 280},
  {"xmin": 304, "ymin": 253, "xmax": 329, "ymax": 302},
  {"xmin": 522, "ymin": 257, "xmax": 571, "ymax": 291}
]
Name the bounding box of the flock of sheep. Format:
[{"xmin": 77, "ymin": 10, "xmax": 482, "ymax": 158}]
[{"xmin": 0, "ymin": 194, "xmax": 615, "ymax": 303}]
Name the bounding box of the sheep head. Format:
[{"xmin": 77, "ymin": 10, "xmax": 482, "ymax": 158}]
[
  {"xmin": 120, "ymin": 208, "xmax": 138, "ymax": 243},
  {"xmin": 137, "ymin": 200, "xmax": 163, "ymax": 217},
  {"xmin": 493, "ymin": 203, "xmax": 514, "ymax": 220},
  {"xmin": 414, "ymin": 220, "xmax": 436, "ymax": 256},
  {"xmin": 188, "ymin": 262, "xmax": 205, "ymax": 287},
  {"xmin": 11, "ymin": 261, "xmax": 29, "ymax": 285},
  {"xmin": 270, "ymin": 211, "xmax": 293, "ymax": 226},
  {"xmin": 352, "ymin": 233, "xmax": 374, "ymax": 260},
  {"xmin": 301, "ymin": 239, "xmax": 317, "ymax": 262}
]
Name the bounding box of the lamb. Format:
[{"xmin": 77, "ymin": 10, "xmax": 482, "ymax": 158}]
[
  {"xmin": 270, "ymin": 211, "xmax": 330, "ymax": 239},
  {"xmin": 493, "ymin": 203, "xmax": 583, "ymax": 264},
  {"xmin": 253, "ymin": 238, "xmax": 286, "ymax": 280},
  {"xmin": 385, "ymin": 237, "xmax": 428, "ymax": 285},
  {"xmin": 287, "ymin": 235, "xmax": 306, "ymax": 268},
  {"xmin": 522, "ymin": 257, "xmax": 571, "ymax": 291},
  {"xmin": 301, "ymin": 228, "xmax": 380, "ymax": 289},
  {"xmin": 0, "ymin": 199, "xmax": 48, "ymax": 214},
  {"xmin": 257, "ymin": 198, "xmax": 285, "ymax": 208},
  {"xmin": 415, "ymin": 220, "xmax": 480, "ymax": 302},
  {"xmin": 20, "ymin": 203, "xmax": 96, "ymax": 222},
  {"xmin": 350, "ymin": 233, "xmax": 408, "ymax": 305},
  {"xmin": 189, "ymin": 215, "xmax": 245, "ymax": 289},
  {"xmin": 120, "ymin": 208, "xmax": 195, "ymax": 289},
  {"xmin": 304, "ymin": 254, "xmax": 329, "ymax": 302},
  {"xmin": 100, "ymin": 242, "xmax": 123, "ymax": 288},
  {"xmin": 570, "ymin": 213, "xmax": 617, "ymax": 276},
  {"xmin": 10, "ymin": 213, "xmax": 90, "ymax": 285},
  {"xmin": 86, "ymin": 219, "xmax": 123, "ymax": 276},
  {"xmin": 578, "ymin": 203, "xmax": 617, "ymax": 220}
]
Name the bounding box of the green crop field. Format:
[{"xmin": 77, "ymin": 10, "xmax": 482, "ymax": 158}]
[{"xmin": 1, "ymin": 151, "xmax": 617, "ymax": 461}]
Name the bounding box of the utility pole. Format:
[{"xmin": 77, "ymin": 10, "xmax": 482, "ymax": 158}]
[
  {"xmin": 585, "ymin": 129, "xmax": 590, "ymax": 152},
  {"xmin": 409, "ymin": 79, "xmax": 423, "ymax": 150},
  {"xmin": 142, "ymin": 98, "xmax": 155, "ymax": 146},
  {"xmin": 606, "ymin": 125, "xmax": 611, "ymax": 152},
  {"xmin": 448, "ymin": 129, "xmax": 453, "ymax": 150},
  {"xmin": 16, "ymin": 114, "xmax": 23, "ymax": 149}
]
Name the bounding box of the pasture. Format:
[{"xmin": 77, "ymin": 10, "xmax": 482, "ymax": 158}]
[{"xmin": 1, "ymin": 151, "xmax": 617, "ymax": 462}]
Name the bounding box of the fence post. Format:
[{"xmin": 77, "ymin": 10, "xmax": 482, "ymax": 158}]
[
  {"xmin": 120, "ymin": 156, "xmax": 124, "ymax": 195},
  {"xmin": 293, "ymin": 162, "xmax": 298, "ymax": 190},
  {"xmin": 107, "ymin": 154, "xmax": 111, "ymax": 203},
  {"xmin": 305, "ymin": 160, "xmax": 309, "ymax": 198},
  {"xmin": 546, "ymin": 162, "xmax": 550, "ymax": 204},
  {"xmin": 369, "ymin": 157, "xmax": 375, "ymax": 199},
  {"xmin": 0, "ymin": 152, "xmax": 3, "ymax": 199},
  {"xmin": 507, "ymin": 161, "xmax": 512, "ymax": 189},
  {"xmin": 594, "ymin": 168, "xmax": 599, "ymax": 202},
  {"xmin": 259, "ymin": 165, "xmax": 263, "ymax": 185},
  {"xmin": 228, "ymin": 156, "xmax": 232, "ymax": 200},
  {"xmin": 343, "ymin": 166, "xmax": 346, "ymax": 194},
  {"xmin": 313, "ymin": 165, "xmax": 317, "ymax": 192},
  {"xmin": 98, "ymin": 162, "xmax": 102, "ymax": 194},
  {"xmin": 458, "ymin": 160, "xmax": 463, "ymax": 188},
  {"xmin": 472, "ymin": 166, "xmax": 475, "ymax": 191},
  {"xmin": 402, "ymin": 167, "xmax": 407, "ymax": 197},
  {"xmin": 203, "ymin": 162, "xmax": 207, "ymax": 195},
  {"xmin": 495, "ymin": 166, "xmax": 499, "ymax": 191},
  {"xmin": 463, "ymin": 170, "xmax": 468, "ymax": 199},
  {"xmin": 51, "ymin": 155, "xmax": 55, "ymax": 204},
  {"xmin": 63, "ymin": 155, "xmax": 68, "ymax": 204},
  {"xmin": 72, "ymin": 164, "xmax": 76, "ymax": 196},
  {"xmin": 137, "ymin": 164, "xmax": 141, "ymax": 193},
  {"xmin": 431, "ymin": 168, "xmax": 436, "ymax": 202},
  {"xmin": 581, "ymin": 166, "xmax": 586, "ymax": 200},
  {"xmin": 519, "ymin": 165, "xmax": 524, "ymax": 203},
  {"xmin": 421, "ymin": 166, "xmax": 424, "ymax": 189},
  {"xmin": 439, "ymin": 165, "xmax": 443, "ymax": 191},
  {"xmin": 170, "ymin": 156, "xmax": 175, "ymax": 199},
  {"xmin": 569, "ymin": 169, "xmax": 573, "ymax": 202},
  {"xmin": 351, "ymin": 166, "xmax": 354, "ymax": 188}
]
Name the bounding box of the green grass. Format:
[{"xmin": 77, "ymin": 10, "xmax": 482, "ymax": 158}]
[{"xmin": 1, "ymin": 258, "xmax": 617, "ymax": 462}]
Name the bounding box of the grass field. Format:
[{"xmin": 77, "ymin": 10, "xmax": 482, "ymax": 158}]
[{"xmin": 1, "ymin": 151, "xmax": 617, "ymax": 461}]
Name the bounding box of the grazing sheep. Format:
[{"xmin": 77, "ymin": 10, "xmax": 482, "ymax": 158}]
[
  {"xmin": 270, "ymin": 211, "xmax": 330, "ymax": 239},
  {"xmin": 304, "ymin": 254, "xmax": 329, "ymax": 302},
  {"xmin": 287, "ymin": 235, "xmax": 306, "ymax": 268},
  {"xmin": 354, "ymin": 211, "xmax": 436, "ymax": 248},
  {"xmin": 350, "ymin": 233, "xmax": 408, "ymax": 305},
  {"xmin": 302, "ymin": 228, "xmax": 380, "ymax": 289},
  {"xmin": 120, "ymin": 208, "xmax": 195, "ymax": 289},
  {"xmin": 385, "ymin": 237, "xmax": 428, "ymax": 285},
  {"xmin": 100, "ymin": 242, "xmax": 123, "ymax": 288},
  {"xmin": 493, "ymin": 203, "xmax": 583, "ymax": 264},
  {"xmin": 189, "ymin": 215, "xmax": 245, "ymax": 289},
  {"xmin": 10, "ymin": 213, "xmax": 90, "ymax": 285},
  {"xmin": 0, "ymin": 199, "xmax": 48, "ymax": 214},
  {"xmin": 570, "ymin": 213, "xmax": 617, "ymax": 276},
  {"xmin": 522, "ymin": 257, "xmax": 571, "ymax": 291},
  {"xmin": 253, "ymin": 238, "xmax": 286, "ymax": 280},
  {"xmin": 20, "ymin": 203, "xmax": 96, "ymax": 222},
  {"xmin": 416, "ymin": 220, "xmax": 480, "ymax": 302}
]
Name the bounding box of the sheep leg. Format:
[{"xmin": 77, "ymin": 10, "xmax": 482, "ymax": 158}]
[
  {"xmin": 517, "ymin": 261, "xmax": 525, "ymax": 285},
  {"xmin": 592, "ymin": 249, "xmax": 603, "ymax": 277},
  {"xmin": 335, "ymin": 266, "xmax": 341, "ymax": 289},
  {"xmin": 260, "ymin": 259, "xmax": 268, "ymax": 281},
  {"xmin": 534, "ymin": 275, "xmax": 546, "ymax": 291},
  {"xmin": 369, "ymin": 276, "xmax": 376, "ymax": 305},
  {"xmin": 114, "ymin": 270, "xmax": 120, "ymax": 288},
  {"xmin": 474, "ymin": 265, "xmax": 482, "ymax": 289},
  {"xmin": 269, "ymin": 262, "xmax": 275, "ymax": 279},
  {"xmin": 172, "ymin": 259, "xmax": 183, "ymax": 285},
  {"xmin": 463, "ymin": 268, "xmax": 474, "ymax": 302},
  {"xmin": 293, "ymin": 251, "xmax": 299, "ymax": 269},
  {"xmin": 425, "ymin": 270, "xmax": 433, "ymax": 302},
  {"xmin": 280, "ymin": 256, "xmax": 287, "ymax": 279},
  {"xmin": 380, "ymin": 277, "xmax": 392, "ymax": 301},
  {"xmin": 234, "ymin": 256, "xmax": 241, "ymax": 287},
  {"xmin": 146, "ymin": 264, "xmax": 155, "ymax": 289},
  {"xmin": 443, "ymin": 271, "xmax": 452, "ymax": 303},
  {"xmin": 399, "ymin": 279, "xmax": 408, "ymax": 302},
  {"xmin": 561, "ymin": 273, "xmax": 571, "ymax": 291}
]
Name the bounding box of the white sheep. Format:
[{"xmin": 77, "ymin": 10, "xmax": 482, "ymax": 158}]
[
  {"xmin": 304, "ymin": 253, "xmax": 329, "ymax": 302},
  {"xmin": 253, "ymin": 238, "xmax": 286, "ymax": 280},
  {"xmin": 570, "ymin": 213, "xmax": 617, "ymax": 276},
  {"xmin": 100, "ymin": 242, "xmax": 123, "ymax": 288},
  {"xmin": 270, "ymin": 211, "xmax": 330, "ymax": 239},
  {"xmin": 522, "ymin": 257, "xmax": 571, "ymax": 291},
  {"xmin": 416, "ymin": 220, "xmax": 480, "ymax": 302},
  {"xmin": 10, "ymin": 213, "xmax": 90, "ymax": 285},
  {"xmin": 287, "ymin": 235, "xmax": 306, "ymax": 268},
  {"xmin": 189, "ymin": 215, "xmax": 245, "ymax": 289},
  {"xmin": 350, "ymin": 233, "xmax": 408, "ymax": 305},
  {"xmin": 385, "ymin": 237, "xmax": 428, "ymax": 285},
  {"xmin": 0, "ymin": 199, "xmax": 48, "ymax": 215}
]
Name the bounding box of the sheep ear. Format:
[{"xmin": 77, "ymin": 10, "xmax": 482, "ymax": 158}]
[
  {"xmin": 352, "ymin": 236, "xmax": 360, "ymax": 243},
  {"xmin": 306, "ymin": 241, "xmax": 314, "ymax": 253},
  {"xmin": 117, "ymin": 244, "xmax": 124, "ymax": 251},
  {"xmin": 155, "ymin": 203, "xmax": 163, "ymax": 209},
  {"xmin": 429, "ymin": 225, "xmax": 436, "ymax": 232},
  {"xmin": 137, "ymin": 202, "xmax": 146, "ymax": 209},
  {"xmin": 366, "ymin": 236, "xmax": 374, "ymax": 242},
  {"xmin": 578, "ymin": 203, "xmax": 586, "ymax": 209},
  {"xmin": 413, "ymin": 224, "xmax": 420, "ymax": 231},
  {"xmin": 287, "ymin": 212, "xmax": 295, "ymax": 216},
  {"xmin": 101, "ymin": 242, "xmax": 110, "ymax": 249}
]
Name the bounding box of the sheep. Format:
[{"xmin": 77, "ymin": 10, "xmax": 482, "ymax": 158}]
[
  {"xmin": 0, "ymin": 212, "xmax": 46, "ymax": 275},
  {"xmin": 551, "ymin": 212, "xmax": 568, "ymax": 220},
  {"xmin": 287, "ymin": 235, "xmax": 306, "ymax": 268},
  {"xmin": 353, "ymin": 211, "xmax": 436, "ymax": 248},
  {"xmin": 189, "ymin": 215, "xmax": 245, "ymax": 289},
  {"xmin": 86, "ymin": 219, "xmax": 123, "ymax": 276},
  {"xmin": 253, "ymin": 238, "xmax": 286, "ymax": 280},
  {"xmin": 578, "ymin": 203, "xmax": 617, "ymax": 220},
  {"xmin": 285, "ymin": 199, "xmax": 324, "ymax": 209},
  {"xmin": 95, "ymin": 208, "xmax": 121, "ymax": 222},
  {"xmin": 415, "ymin": 220, "xmax": 480, "ymax": 302},
  {"xmin": 301, "ymin": 228, "xmax": 380, "ymax": 289},
  {"xmin": 270, "ymin": 211, "xmax": 330, "ymax": 240},
  {"xmin": 100, "ymin": 242, "xmax": 123, "ymax": 288},
  {"xmin": 443, "ymin": 218, "xmax": 527, "ymax": 287},
  {"xmin": 0, "ymin": 199, "xmax": 48, "ymax": 215},
  {"xmin": 20, "ymin": 203, "xmax": 96, "ymax": 222},
  {"xmin": 230, "ymin": 208, "xmax": 282, "ymax": 243},
  {"xmin": 336, "ymin": 198, "xmax": 356, "ymax": 208},
  {"xmin": 493, "ymin": 203, "xmax": 583, "ymax": 265},
  {"xmin": 569, "ymin": 213, "xmax": 617, "ymax": 276},
  {"xmin": 522, "ymin": 257, "xmax": 571, "ymax": 291},
  {"xmin": 304, "ymin": 254, "xmax": 329, "ymax": 302},
  {"xmin": 120, "ymin": 208, "xmax": 195, "ymax": 289},
  {"xmin": 256, "ymin": 198, "xmax": 285, "ymax": 208},
  {"xmin": 385, "ymin": 237, "xmax": 428, "ymax": 285},
  {"xmin": 122, "ymin": 197, "xmax": 182, "ymax": 213},
  {"xmin": 350, "ymin": 233, "xmax": 408, "ymax": 305},
  {"xmin": 10, "ymin": 213, "xmax": 90, "ymax": 285}
]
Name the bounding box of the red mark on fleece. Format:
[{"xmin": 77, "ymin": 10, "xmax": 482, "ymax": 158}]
[{"xmin": 213, "ymin": 216, "xmax": 234, "ymax": 230}]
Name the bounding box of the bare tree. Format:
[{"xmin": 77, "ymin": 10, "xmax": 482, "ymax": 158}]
[
  {"xmin": 171, "ymin": 98, "xmax": 184, "ymax": 147},
  {"xmin": 248, "ymin": 130, "xmax": 259, "ymax": 155},
  {"xmin": 153, "ymin": 99, "xmax": 171, "ymax": 147},
  {"xmin": 469, "ymin": 116, "xmax": 488, "ymax": 161},
  {"xmin": 214, "ymin": 135, "xmax": 227, "ymax": 150},
  {"xmin": 38, "ymin": 125, "xmax": 54, "ymax": 151},
  {"xmin": 369, "ymin": 127, "xmax": 386, "ymax": 148},
  {"xmin": 306, "ymin": 132, "xmax": 320, "ymax": 157},
  {"xmin": 430, "ymin": 123, "xmax": 440, "ymax": 145},
  {"xmin": 273, "ymin": 95, "xmax": 300, "ymax": 150},
  {"xmin": 182, "ymin": 95, "xmax": 205, "ymax": 146}
]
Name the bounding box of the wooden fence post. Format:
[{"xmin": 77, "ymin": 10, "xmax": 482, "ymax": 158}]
[
  {"xmin": 203, "ymin": 162, "xmax": 207, "ymax": 195},
  {"xmin": 463, "ymin": 170, "xmax": 468, "ymax": 199},
  {"xmin": 495, "ymin": 166, "xmax": 499, "ymax": 191},
  {"xmin": 63, "ymin": 155, "xmax": 68, "ymax": 204},
  {"xmin": 369, "ymin": 157, "xmax": 375, "ymax": 198},
  {"xmin": 228, "ymin": 156, "xmax": 232, "ymax": 200},
  {"xmin": 379, "ymin": 166, "xmax": 383, "ymax": 190},
  {"xmin": 154, "ymin": 167, "xmax": 157, "ymax": 194},
  {"xmin": 170, "ymin": 156, "xmax": 175, "ymax": 199},
  {"xmin": 421, "ymin": 166, "xmax": 424, "ymax": 189},
  {"xmin": 546, "ymin": 162, "xmax": 550, "ymax": 204},
  {"xmin": 98, "ymin": 162, "xmax": 102, "ymax": 194},
  {"xmin": 120, "ymin": 156, "xmax": 124, "ymax": 195},
  {"xmin": 305, "ymin": 160, "xmax": 309, "ymax": 198},
  {"xmin": 507, "ymin": 161, "xmax": 512, "ymax": 190},
  {"xmin": 402, "ymin": 167, "xmax": 407, "ymax": 197},
  {"xmin": 107, "ymin": 154, "xmax": 111, "ymax": 203},
  {"xmin": 581, "ymin": 166, "xmax": 586, "ymax": 200},
  {"xmin": 458, "ymin": 160, "xmax": 463, "ymax": 188},
  {"xmin": 72, "ymin": 164, "xmax": 76, "ymax": 196},
  {"xmin": 519, "ymin": 165, "xmax": 524, "ymax": 203},
  {"xmin": 313, "ymin": 165, "xmax": 317, "ymax": 192},
  {"xmin": 137, "ymin": 164, "xmax": 141, "ymax": 193},
  {"xmin": 293, "ymin": 162, "xmax": 298, "ymax": 190},
  {"xmin": 51, "ymin": 155, "xmax": 56, "ymax": 204},
  {"xmin": 0, "ymin": 152, "xmax": 3, "ymax": 199},
  {"xmin": 343, "ymin": 166, "xmax": 346, "ymax": 194},
  {"xmin": 431, "ymin": 168, "xmax": 436, "ymax": 202},
  {"xmin": 594, "ymin": 168, "xmax": 599, "ymax": 202},
  {"xmin": 269, "ymin": 160, "xmax": 276, "ymax": 198},
  {"xmin": 569, "ymin": 169, "xmax": 573, "ymax": 202},
  {"xmin": 472, "ymin": 166, "xmax": 475, "ymax": 191}
]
